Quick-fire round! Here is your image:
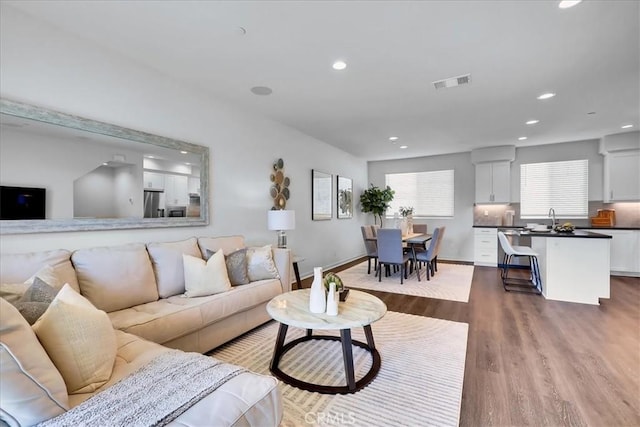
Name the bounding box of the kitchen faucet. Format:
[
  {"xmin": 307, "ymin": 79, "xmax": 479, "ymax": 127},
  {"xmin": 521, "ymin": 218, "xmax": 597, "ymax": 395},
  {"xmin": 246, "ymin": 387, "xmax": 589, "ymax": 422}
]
[{"xmin": 548, "ymin": 208, "xmax": 557, "ymax": 228}]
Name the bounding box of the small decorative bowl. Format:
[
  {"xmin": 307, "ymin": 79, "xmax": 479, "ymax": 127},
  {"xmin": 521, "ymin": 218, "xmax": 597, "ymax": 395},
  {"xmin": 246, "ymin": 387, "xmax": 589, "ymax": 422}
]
[{"xmin": 554, "ymin": 225, "xmax": 575, "ymax": 233}]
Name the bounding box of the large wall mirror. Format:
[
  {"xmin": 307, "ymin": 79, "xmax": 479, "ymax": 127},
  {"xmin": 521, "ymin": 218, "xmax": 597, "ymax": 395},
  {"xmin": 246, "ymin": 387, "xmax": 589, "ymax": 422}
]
[{"xmin": 0, "ymin": 99, "xmax": 209, "ymax": 234}]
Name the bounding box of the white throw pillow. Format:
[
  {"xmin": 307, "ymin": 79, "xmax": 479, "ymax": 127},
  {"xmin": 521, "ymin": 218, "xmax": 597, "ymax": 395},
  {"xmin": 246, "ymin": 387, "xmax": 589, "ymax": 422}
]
[
  {"xmin": 246, "ymin": 245, "xmax": 280, "ymax": 281},
  {"xmin": 183, "ymin": 252, "xmax": 232, "ymax": 298},
  {"xmin": 32, "ymin": 284, "xmax": 117, "ymax": 394}
]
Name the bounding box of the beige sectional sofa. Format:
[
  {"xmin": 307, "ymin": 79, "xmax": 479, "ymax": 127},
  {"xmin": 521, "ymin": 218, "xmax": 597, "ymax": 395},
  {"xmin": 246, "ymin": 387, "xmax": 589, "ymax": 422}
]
[{"xmin": 0, "ymin": 235, "xmax": 291, "ymax": 426}]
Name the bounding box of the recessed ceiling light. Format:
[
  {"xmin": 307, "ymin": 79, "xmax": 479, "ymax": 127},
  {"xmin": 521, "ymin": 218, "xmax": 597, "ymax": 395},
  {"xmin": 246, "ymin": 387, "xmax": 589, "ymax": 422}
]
[
  {"xmin": 332, "ymin": 60, "xmax": 347, "ymax": 71},
  {"xmin": 180, "ymin": 150, "xmax": 188, "ymax": 154},
  {"xmin": 399, "ymin": 145, "xmax": 408, "ymax": 149},
  {"xmin": 558, "ymin": 0, "xmax": 582, "ymax": 9},
  {"xmin": 250, "ymin": 86, "xmax": 273, "ymax": 96},
  {"xmin": 389, "ymin": 136, "xmax": 399, "ymax": 142},
  {"xmin": 526, "ymin": 120, "xmax": 540, "ymax": 125},
  {"xmin": 102, "ymin": 162, "xmax": 108, "ymax": 166},
  {"xmin": 537, "ymin": 92, "xmax": 556, "ymax": 100},
  {"xmin": 185, "ymin": 162, "xmax": 191, "ymax": 165},
  {"xmin": 621, "ymin": 124, "xmax": 633, "ymax": 129},
  {"xmin": 518, "ymin": 137, "xmax": 528, "ymax": 141},
  {"xmin": 147, "ymin": 156, "xmax": 154, "ymax": 159}
]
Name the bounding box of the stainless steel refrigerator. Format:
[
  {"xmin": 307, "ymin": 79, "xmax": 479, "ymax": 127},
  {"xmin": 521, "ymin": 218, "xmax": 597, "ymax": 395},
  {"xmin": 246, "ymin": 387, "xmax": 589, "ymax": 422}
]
[{"xmin": 143, "ymin": 189, "xmax": 164, "ymax": 218}]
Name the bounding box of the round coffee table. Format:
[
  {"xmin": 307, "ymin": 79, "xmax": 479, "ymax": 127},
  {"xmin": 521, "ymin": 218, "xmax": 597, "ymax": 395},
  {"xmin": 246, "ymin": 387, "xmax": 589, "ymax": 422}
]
[{"xmin": 266, "ymin": 288, "xmax": 387, "ymax": 394}]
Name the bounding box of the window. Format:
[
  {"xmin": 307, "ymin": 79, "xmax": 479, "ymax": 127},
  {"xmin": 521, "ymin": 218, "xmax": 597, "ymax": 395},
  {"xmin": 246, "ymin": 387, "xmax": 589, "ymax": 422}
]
[
  {"xmin": 385, "ymin": 169, "xmax": 454, "ymax": 217},
  {"xmin": 520, "ymin": 159, "xmax": 588, "ymax": 218}
]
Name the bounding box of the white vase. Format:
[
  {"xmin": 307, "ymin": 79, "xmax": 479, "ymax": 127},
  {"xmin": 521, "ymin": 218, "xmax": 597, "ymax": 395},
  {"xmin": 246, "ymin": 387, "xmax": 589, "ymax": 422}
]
[
  {"xmin": 326, "ymin": 282, "xmax": 338, "ymax": 316},
  {"xmin": 400, "ymin": 218, "xmax": 408, "ymax": 236},
  {"xmin": 309, "ymin": 267, "xmax": 326, "ymax": 313}
]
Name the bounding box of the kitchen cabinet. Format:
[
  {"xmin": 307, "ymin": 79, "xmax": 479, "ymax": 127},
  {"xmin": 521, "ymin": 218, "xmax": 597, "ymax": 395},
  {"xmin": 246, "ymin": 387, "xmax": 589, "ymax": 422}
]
[
  {"xmin": 588, "ymin": 229, "xmax": 640, "ymax": 276},
  {"xmin": 164, "ymin": 174, "xmax": 189, "ymax": 206},
  {"xmin": 475, "ymin": 161, "xmax": 510, "ymax": 203},
  {"xmin": 143, "ymin": 171, "xmax": 165, "ymax": 190},
  {"xmin": 604, "ymin": 150, "xmax": 640, "ymax": 202},
  {"xmin": 474, "ymin": 228, "xmax": 497, "ymax": 266},
  {"xmin": 188, "ymin": 177, "xmax": 200, "ymax": 195}
]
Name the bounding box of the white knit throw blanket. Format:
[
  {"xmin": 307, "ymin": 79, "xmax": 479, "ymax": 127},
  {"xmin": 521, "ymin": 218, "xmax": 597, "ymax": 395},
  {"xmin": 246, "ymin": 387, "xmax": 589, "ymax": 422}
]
[{"xmin": 38, "ymin": 350, "xmax": 246, "ymax": 427}]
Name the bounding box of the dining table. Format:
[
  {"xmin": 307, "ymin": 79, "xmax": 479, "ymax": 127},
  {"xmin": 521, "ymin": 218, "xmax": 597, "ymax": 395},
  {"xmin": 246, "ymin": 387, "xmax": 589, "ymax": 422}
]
[{"xmin": 402, "ymin": 233, "xmax": 433, "ymax": 272}]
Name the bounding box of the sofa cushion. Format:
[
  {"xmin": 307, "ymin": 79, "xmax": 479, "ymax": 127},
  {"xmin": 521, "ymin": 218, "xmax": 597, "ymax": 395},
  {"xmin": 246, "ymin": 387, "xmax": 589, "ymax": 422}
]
[
  {"xmin": 246, "ymin": 245, "xmax": 280, "ymax": 281},
  {"xmin": 33, "ymin": 284, "xmax": 117, "ymax": 395},
  {"xmin": 14, "ymin": 277, "xmax": 59, "ymax": 325},
  {"xmin": 183, "ymin": 252, "xmax": 232, "ymax": 298},
  {"xmin": 205, "ymin": 248, "xmax": 250, "ymax": 286},
  {"xmin": 1, "ymin": 263, "xmax": 70, "ymax": 305},
  {"xmin": 147, "ymin": 237, "xmax": 202, "ymax": 298},
  {"xmin": 72, "ymin": 243, "xmax": 159, "ymax": 312},
  {"xmin": 0, "ymin": 249, "xmax": 79, "ymax": 293},
  {"xmin": 109, "ymin": 279, "xmax": 282, "ymax": 345},
  {"xmin": 197, "ymin": 235, "xmax": 245, "ymax": 258},
  {"xmin": 0, "ymin": 298, "xmax": 69, "ymax": 427}
]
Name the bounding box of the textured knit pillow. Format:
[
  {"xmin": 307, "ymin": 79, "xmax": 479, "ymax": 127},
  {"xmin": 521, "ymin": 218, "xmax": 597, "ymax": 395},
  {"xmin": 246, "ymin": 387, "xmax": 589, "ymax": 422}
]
[
  {"xmin": 32, "ymin": 284, "xmax": 117, "ymax": 395},
  {"xmin": 14, "ymin": 277, "xmax": 59, "ymax": 325},
  {"xmin": 183, "ymin": 252, "xmax": 232, "ymax": 297},
  {"xmin": 246, "ymin": 245, "xmax": 280, "ymax": 281},
  {"xmin": 205, "ymin": 248, "xmax": 250, "ymax": 286}
]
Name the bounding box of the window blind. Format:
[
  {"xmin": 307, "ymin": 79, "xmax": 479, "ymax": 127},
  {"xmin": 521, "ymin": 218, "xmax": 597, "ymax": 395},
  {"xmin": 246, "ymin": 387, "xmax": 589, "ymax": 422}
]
[
  {"xmin": 520, "ymin": 159, "xmax": 588, "ymax": 218},
  {"xmin": 385, "ymin": 169, "xmax": 454, "ymax": 217}
]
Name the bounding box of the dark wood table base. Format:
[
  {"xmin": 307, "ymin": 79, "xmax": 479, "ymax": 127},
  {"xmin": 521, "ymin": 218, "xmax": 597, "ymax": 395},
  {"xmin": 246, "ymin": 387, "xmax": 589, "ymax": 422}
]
[{"xmin": 269, "ymin": 323, "xmax": 381, "ymax": 394}]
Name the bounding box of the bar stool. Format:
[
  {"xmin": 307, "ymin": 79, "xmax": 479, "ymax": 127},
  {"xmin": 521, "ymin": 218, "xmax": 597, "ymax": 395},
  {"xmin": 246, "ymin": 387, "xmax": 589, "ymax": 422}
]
[{"xmin": 497, "ymin": 231, "xmax": 542, "ymax": 294}]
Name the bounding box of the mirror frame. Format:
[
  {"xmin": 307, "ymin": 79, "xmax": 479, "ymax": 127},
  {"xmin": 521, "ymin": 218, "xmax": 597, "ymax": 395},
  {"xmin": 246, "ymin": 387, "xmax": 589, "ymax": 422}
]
[{"xmin": 0, "ymin": 98, "xmax": 209, "ymax": 234}]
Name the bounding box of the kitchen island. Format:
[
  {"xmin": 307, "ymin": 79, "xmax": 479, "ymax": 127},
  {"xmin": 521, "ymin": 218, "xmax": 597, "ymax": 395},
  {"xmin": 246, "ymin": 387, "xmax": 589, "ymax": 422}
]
[{"xmin": 522, "ymin": 230, "xmax": 612, "ymax": 305}]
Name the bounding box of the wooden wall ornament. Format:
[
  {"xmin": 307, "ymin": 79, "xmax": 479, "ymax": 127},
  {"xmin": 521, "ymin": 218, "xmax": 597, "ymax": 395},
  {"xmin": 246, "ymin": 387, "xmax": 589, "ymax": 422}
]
[{"xmin": 270, "ymin": 158, "xmax": 290, "ymax": 210}]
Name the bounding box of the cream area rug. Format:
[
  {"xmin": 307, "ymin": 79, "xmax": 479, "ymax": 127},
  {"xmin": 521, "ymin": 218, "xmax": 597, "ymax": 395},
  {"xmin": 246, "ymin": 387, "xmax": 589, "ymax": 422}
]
[
  {"xmin": 210, "ymin": 311, "xmax": 468, "ymax": 427},
  {"xmin": 337, "ymin": 260, "xmax": 474, "ymax": 303}
]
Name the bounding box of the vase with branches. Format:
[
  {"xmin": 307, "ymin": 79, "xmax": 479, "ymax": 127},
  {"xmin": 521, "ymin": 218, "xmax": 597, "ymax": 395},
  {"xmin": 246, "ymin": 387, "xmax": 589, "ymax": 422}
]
[{"xmin": 359, "ymin": 184, "xmax": 395, "ymax": 226}]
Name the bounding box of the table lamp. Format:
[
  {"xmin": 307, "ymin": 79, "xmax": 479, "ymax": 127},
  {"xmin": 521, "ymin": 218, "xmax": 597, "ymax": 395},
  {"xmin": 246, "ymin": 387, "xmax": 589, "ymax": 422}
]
[{"xmin": 267, "ymin": 210, "xmax": 296, "ymax": 248}]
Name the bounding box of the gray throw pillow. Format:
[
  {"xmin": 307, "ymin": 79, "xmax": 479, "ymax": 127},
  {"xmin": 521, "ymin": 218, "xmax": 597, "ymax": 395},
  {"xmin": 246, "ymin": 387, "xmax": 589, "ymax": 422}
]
[
  {"xmin": 14, "ymin": 276, "xmax": 58, "ymax": 325},
  {"xmin": 206, "ymin": 248, "xmax": 250, "ymax": 286}
]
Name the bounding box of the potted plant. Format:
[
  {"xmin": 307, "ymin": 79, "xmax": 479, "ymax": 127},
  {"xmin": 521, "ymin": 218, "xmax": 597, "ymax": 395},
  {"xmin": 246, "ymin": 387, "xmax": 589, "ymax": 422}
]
[{"xmin": 360, "ymin": 184, "xmax": 395, "ymax": 226}]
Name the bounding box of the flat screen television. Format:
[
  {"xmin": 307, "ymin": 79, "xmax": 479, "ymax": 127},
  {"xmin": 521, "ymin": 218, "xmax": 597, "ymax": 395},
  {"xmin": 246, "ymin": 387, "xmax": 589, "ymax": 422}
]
[{"xmin": 0, "ymin": 186, "xmax": 46, "ymax": 220}]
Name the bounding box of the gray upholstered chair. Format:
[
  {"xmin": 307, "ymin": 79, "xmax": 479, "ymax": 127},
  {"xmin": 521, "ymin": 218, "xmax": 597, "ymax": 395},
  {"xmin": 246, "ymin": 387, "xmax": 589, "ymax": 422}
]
[
  {"xmin": 361, "ymin": 225, "xmax": 378, "ymax": 274},
  {"xmin": 432, "ymin": 225, "xmax": 446, "ymax": 273},
  {"xmin": 376, "ymin": 228, "xmax": 412, "ymax": 284},
  {"xmin": 410, "ymin": 224, "xmax": 429, "ymax": 255},
  {"xmin": 415, "ymin": 227, "xmax": 440, "ymax": 281}
]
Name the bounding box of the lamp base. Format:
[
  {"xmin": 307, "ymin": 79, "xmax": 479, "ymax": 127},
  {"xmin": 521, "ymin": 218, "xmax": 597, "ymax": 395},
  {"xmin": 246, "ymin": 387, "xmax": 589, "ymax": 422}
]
[{"xmin": 277, "ymin": 230, "xmax": 287, "ymax": 249}]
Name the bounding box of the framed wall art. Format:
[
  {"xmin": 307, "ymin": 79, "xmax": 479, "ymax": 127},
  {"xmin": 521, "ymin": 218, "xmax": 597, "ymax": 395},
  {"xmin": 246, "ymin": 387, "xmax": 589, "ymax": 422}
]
[
  {"xmin": 311, "ymin": 169, "xmax": 332, "ymax": 220},
  {"xmin": 337, "ymin": 175, "xmax": 353, "ymax": 219}
]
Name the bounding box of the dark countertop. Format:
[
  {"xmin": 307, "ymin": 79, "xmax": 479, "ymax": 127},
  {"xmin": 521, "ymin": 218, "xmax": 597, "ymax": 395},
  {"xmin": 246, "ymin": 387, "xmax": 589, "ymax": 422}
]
[
  {"xmin": 473, "ymin": 225, "xmax": 639, "ymax": 231},
  {"xmin": 512, "ymin": 230, "xmax": 611, "ymax": 239}
]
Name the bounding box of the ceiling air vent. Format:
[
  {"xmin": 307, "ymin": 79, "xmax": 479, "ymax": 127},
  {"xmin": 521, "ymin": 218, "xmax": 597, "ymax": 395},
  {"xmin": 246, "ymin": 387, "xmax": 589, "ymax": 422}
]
[{"xmin": 433, "ymin": 73, "xmax": 471, "ymax": 90}]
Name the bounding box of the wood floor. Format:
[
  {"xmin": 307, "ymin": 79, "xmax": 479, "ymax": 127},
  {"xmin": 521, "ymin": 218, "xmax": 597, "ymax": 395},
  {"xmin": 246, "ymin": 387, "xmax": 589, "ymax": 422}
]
[{"xmin": 302, "ymin": 261, "xmax": 640, "ymax": 426}]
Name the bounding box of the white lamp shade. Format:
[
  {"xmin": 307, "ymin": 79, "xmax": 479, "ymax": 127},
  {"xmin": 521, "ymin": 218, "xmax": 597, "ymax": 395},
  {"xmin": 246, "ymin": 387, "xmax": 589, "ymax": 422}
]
[{"xmin": 268, "ymin": 210, "xmax": 296, "ymax": 231}]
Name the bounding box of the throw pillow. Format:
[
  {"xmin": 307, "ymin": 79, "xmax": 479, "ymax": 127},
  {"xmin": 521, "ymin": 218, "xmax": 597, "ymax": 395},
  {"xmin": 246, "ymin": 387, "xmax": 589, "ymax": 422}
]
[
  {"xmin": 246, "ymin": 245, "xmax": 280, "ymax": 281},
  {"xmin": 14, "ymin": 276, "xmax": 59, "ymax": 325},
  {"xmin": 0, "ymin": 264, "xmax": 64, "ymax": 304},
  {"xmin": 32, "ymin": 284, "xmax": 117, "ymax": 395},
  {"xmin": 24, "ymin": 264, "xmax": 63, "ymax": 289},
  {"xmin": 0, "ymin": 298, "xmax": 69, "ymax": 426},
  {"xmin": 183, "ymin": 252, "xmax": 232, "ymax": 297},
  {"xmin": 205, "ymin": 248, "xmax": 250, "ymax": 286}
]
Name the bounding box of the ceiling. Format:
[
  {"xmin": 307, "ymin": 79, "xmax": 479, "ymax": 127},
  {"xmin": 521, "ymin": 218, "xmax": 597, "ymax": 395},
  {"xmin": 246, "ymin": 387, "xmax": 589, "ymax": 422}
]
[{"xmin": 5, "ymin": 1, "xmax": 639, "ymax": 161}]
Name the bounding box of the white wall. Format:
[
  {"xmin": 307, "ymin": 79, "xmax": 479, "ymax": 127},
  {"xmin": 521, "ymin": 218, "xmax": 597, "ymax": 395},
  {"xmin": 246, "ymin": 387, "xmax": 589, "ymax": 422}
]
[{"xmin": 0, "ymin": 5, "xmax": 369, "ymax": 279}]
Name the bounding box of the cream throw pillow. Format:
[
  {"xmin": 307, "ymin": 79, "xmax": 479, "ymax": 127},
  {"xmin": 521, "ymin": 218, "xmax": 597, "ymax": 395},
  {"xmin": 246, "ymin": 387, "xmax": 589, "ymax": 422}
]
[
  {"xmin": 183, "ymin": 251, "xmax": 232, "ymax": 297},
  {"xmin": 32, "ymin": 284, "xmax": 117, "ymax": 394},
  {"xmin": 246, "ymin": 245, "xmax": 280, "ymax": 281}
]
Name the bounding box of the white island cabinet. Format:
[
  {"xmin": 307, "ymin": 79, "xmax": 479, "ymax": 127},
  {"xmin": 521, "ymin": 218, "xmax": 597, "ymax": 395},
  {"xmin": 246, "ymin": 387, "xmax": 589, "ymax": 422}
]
[{"xmin": 530, "ymin": 231, "xmax": 611, "ymax": 305}]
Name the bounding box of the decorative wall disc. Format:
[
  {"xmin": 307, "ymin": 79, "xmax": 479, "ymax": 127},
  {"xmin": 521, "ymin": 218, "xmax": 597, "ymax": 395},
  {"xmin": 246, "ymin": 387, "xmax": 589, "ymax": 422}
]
[{"xmin": 269, "ymin": 158, "xmax": 290, "ymax": 209}]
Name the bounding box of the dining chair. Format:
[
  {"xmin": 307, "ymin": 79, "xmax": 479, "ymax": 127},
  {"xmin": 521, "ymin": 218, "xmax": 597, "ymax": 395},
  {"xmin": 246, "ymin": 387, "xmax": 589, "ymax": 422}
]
[
  {"xmin": 376, "ymin": 228, "xmax": 412, "ymax": 284},
  {"xmin": 360, "ymin": 225, "xmax": 378, "ymax": 274},
  {"xmin": 415, "ymin": 227, "xmax": 440, "ymax": 281},
  {"xmin": 432, "ymin": 225, "xmax": 446, "ymax": 273},
  {"xmin": 497, "ymin": 231, "xmax": 542, "ymax": 294},
  {"xmin": 410, "ymin": 224, "xmax": 429, "ymax": 255}
]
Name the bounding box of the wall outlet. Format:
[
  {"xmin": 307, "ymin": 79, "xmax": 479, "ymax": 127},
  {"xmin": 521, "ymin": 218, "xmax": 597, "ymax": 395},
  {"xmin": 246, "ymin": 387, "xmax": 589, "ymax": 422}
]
[{"xmin": 483, "ymin": 210, "xmax": 489, "ymax": 216}]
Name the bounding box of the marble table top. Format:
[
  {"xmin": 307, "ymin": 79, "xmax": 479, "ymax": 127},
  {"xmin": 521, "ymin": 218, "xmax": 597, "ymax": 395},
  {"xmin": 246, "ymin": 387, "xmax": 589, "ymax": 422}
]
[{"xmin": 266, "ymin": 289, "xmax": 387, "ymax": 330}]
